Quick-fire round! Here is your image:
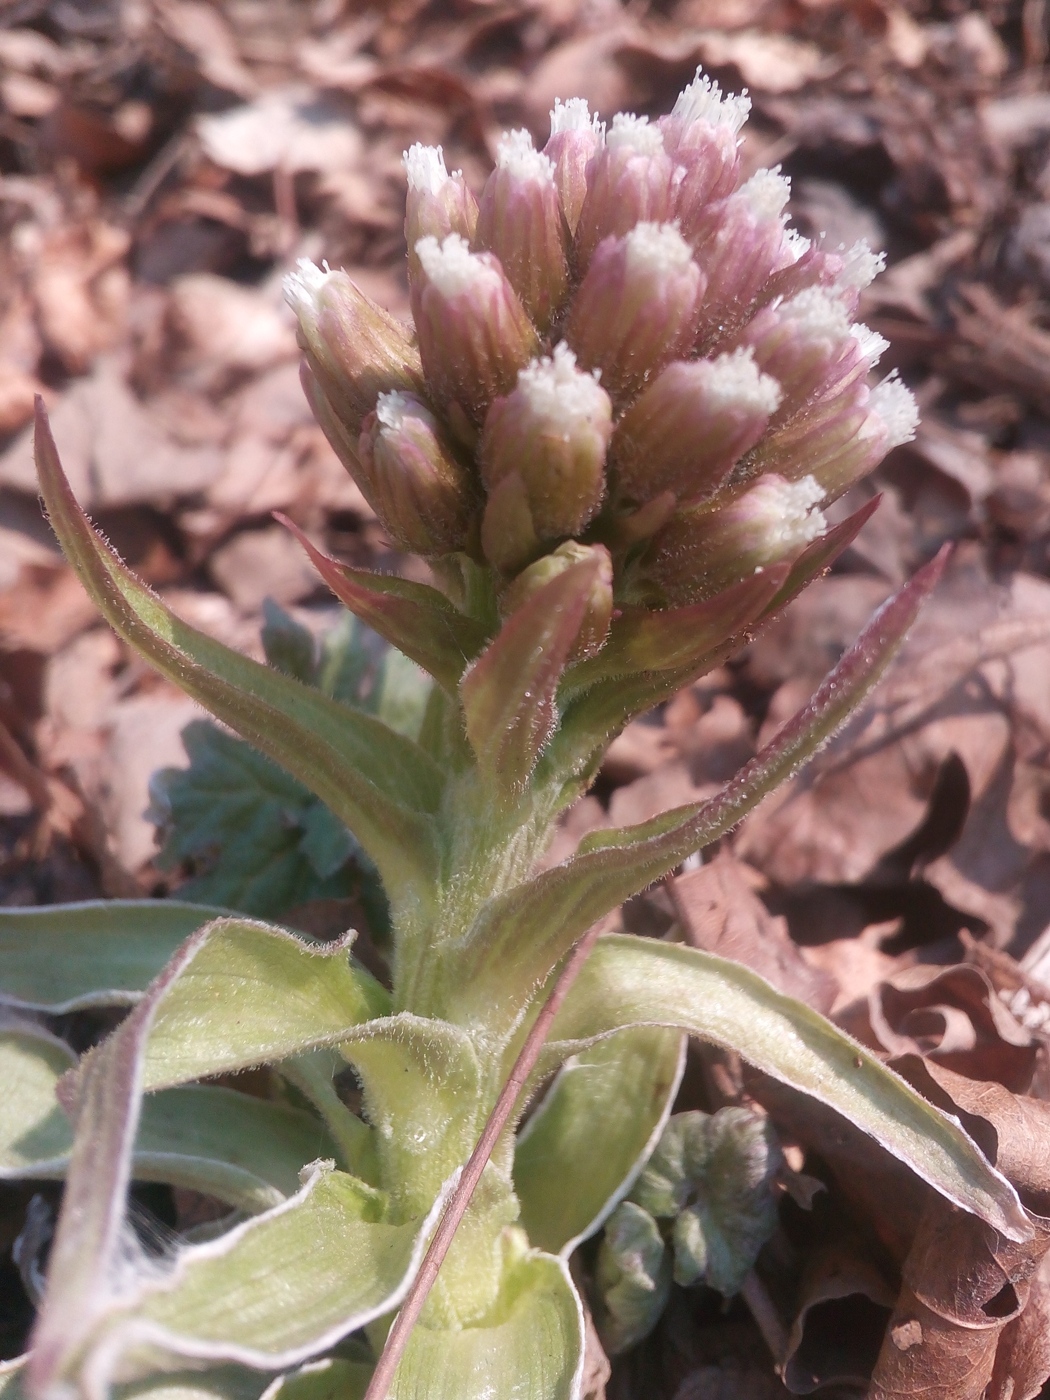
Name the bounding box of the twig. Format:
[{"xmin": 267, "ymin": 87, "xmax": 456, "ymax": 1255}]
[
  {"xmin": 741, "ymin": 1270, "xmax": 789, "ymax": 1369},
  {"xmin": 362, "ymin": 919, "xmax": 607, "ymax": 1400}
]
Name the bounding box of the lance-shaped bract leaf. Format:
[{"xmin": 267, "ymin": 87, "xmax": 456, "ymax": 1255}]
[
  {"xmin": 542, "ymin": 935, "xmax": 1030, "ymax": 1243},
  {"xmin": 276, "ymin": 515, "xmax": 489, "ymax": 693},
  {"xmin": 514, "ymin": 1028, "xmax": 684, "ymax": 1256},
  {"xmin": 78, "ymin": 1164, "xmax": 451, "ymax": 1393},
  {"xmin": 755, "ymin": 495, "xmax": 881, "ymax": 623},
  {"xmin": 454, "ymin": 548, "xmax": 949, "ymax": 1024},
  {"xmin": 460, "ymin": 556, "xmax": 603, "ymax": 794},
  {"xmin": 34, "ymin": 403, "xmax": 441, "ymax": 905},
  {"xmin": 385, "ymin": 1246, "xmax": 583, "ymax": 1400},
  {"xmin": 0, "ymin": 1024, "xmax": 337, "ymax": 1210},
  {"xmin": 563, "ymin": 568, "xmax": 784, "ymax": 694},
  {"xmin": 0, "ymin": 901, "xmax": 220, "ymax": 1012}
]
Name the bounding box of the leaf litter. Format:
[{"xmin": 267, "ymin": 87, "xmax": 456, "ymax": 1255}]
[{"xmin": 3, "ymin": 1, "xmax": 1050, "ymax": 1396}]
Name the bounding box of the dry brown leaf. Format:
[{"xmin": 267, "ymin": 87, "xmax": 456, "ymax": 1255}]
[
  {"xmin": 783, "ymin": 1240, "xmax": 896, "ymax": 1394},
  {"xmin": 27, "ymin": 219, "xmax": 129, "ymax": 375},
  {"xmin": 987, "ymin": 1251, "xmax": 1050, "ymax": 1400},
  {"xmin": 868, "ymin": 1201, "xmax": 1048, "ymax": 1400}
]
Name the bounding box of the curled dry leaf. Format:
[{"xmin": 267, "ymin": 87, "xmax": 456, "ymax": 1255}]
[
  {"xmin": 783, "ymin": 1240, "xmax": 896, "ymax": 1395},
  {"xmin": 838, "ymin": 963, "xmax": 1038, "ymax": 1094}
]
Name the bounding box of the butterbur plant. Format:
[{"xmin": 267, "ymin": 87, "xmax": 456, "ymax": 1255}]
[{"xmin": 0, "ymin": 71, "xmax": 1034, "ymax": 1400}]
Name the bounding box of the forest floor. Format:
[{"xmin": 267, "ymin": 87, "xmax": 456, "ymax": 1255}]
[{"xmin": 3, "ymin": 1, "xmax": 1050, "ymax": 1396}]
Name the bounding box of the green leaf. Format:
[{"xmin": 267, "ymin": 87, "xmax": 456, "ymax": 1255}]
[
  {"xmin": 454, "ymin": 547, "xmax": 951, "ymax": 1027},
  {"xmin": 34, "ymin": 403, "xmax": 442, "ymax": 907},
  {"xmin": 544, "ymin": 934, "xmax": 1030, "ymax": 1242},
  {"xmin": 151, "ymin": 722, "xmax": 359, "ymax": 918},
  {"xmin": 631, "ymin": 1108, "xmax": 782, "ymax": 1293},
  {"xmin": 81, "ymin": 919, "xmax": 389, "ymax": 1094},
  {"xmin": 387, "ymin": 1244, "xmax": 583, "ymax": 1400},
  {"xmin": 79, "ymin": 1163, "xmax": 450, "ymax": 1387},
  {"xmin": 593, "ymin": 1202, "xmax": 670, "ymax": 1355},
  {"xmin": 0, "ymin": 1025, "xmax": 337, "ymax": 1211},
  {"xmin": 260, "ymin": 600, "xmax": 317, "ymax": 685},
  {"xmin": 0, "ymin": 900, "xmax": 219, "ymax": 1012},
  {"xmin": 514, "ymin": 1028, "xmax": 684, "ymax": 1256},
  {"xmin": 279, "ymin": 1050, "xmax": 378, "ymax": 1184},
  {"xmin": 260, "ymin": 1359, "xmax": 372, "ymax": 1400},
  {"xmin": 277, "ymin": 514, "xmax": 488, "ymax": 694},
  {"xmin": 459, "ymin": 556, "xmax": 602, "ymax": 794}
]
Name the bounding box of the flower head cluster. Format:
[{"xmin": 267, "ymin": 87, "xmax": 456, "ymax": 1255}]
[{"xmin": 285, "ymin": 71, "xmax": 916, "ymax": 616}]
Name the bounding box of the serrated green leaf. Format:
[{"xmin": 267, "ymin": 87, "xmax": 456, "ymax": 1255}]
[
  {"xmin": 514, "ymin": 1028, "xmax": 684, "ymax": 1256},
  {"xmin": 454, "ymin": 548, "xmax": 951, "ymax": 1027},
  {"xmin": 594, "ymin": 1202, "xmax": 670, "ymax": 1355},
  {"xmin": 80, "ymin": 1163, "xmax": 450, "ymax": 1387},
  {"xmin": 0, "ymin": 900, "xmax": 219, "ymax": 1012},
  {"xmin": 386, "ymin": 1245, "xmax": 583, "ymax": 1400},
  {"xmin": 34, "ymin": 403, "xmax": 441, "ymax": 907},
  {"xmin": 151, "ymin": 722, "xmax": 358, "ymax": 917},
  {"xmin": 632, "ymin": 1108, "xmax": 781, "ymax": 1294},
  {"xmin": 543, "ymin": 934, "xmax": 1030, "ymax": 1242}
]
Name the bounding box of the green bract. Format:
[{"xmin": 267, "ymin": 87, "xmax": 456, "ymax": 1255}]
[{"xmin": 2, "ymin": 72, "xmax": 1031, "ymax": 1400}]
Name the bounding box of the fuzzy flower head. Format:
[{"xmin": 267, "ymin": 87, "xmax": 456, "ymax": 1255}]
[{"xmin": 285, "ymin": 67, "xmax": 915, "ymax": 606}]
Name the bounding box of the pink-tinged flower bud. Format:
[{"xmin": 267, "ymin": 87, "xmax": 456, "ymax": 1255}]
[
  {"xmin": 610, "ymin": 349, "xmax": 782, "ymax": 508},
  {"xmin": 573, "ymin": 113, "xmax": 679, "ymax": 270},
  {"xmin": 566, "ymin": 222, "xmax": 705, "ymax": 404},
  {"xmin": 358, "ymin": 390, "xmax": 476, "ymax": 555},
  {"xmin": 637, "ymin": 474, "xmax": 827, "ymax": 605},
  {"xmin": 284, "ymin": 259, "xmax": 424, "ymax": 439},
  {"xmin": 479, "ymin": 469, "xmax": 541, "ymax": 573},
  {"xmin": 474, "ymin": 129, "xmax": 570, "ymax": 331},
  {"xmin": 480, "ymin": 344, "xmax": 612, "ymax": 569},
  {"xmin": 688, "ymin": 170, "xmax": 810, "ymax": 347},
  {"xmin": 500, "ymin": 540, "xmax": 613, "ymax": 661},
  {"xmin": 413, "ymin": 233, "xmax": 539, "ymax": 431},
  {"xmin": 661, "ymin": 70, "xmax": 750, "ymax": 225},
  {"xmin": 544, "ymin": 98, "xmax": 604, "ymax": 236},
  {"xmin": 404, "ymin": 144, "xmax": 478, "ymax": 279},
  {"xmin": 741, "ymin": 287, "xmax": 887, "ymax": 421},
  {"xmin": 759, "ymin": 373, "xmax": 918, "ymax": 501}
]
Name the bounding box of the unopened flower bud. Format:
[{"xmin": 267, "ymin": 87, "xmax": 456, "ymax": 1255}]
[
  {"xmin": 742, "ymin": 287, "xmax": 886, "ymax": 421},
  {"xmin": 474, "ymin": 129, "xmax": 570, "ymax": 330},
  {"xmin": 544, "ymin": 98, "xmax": 605, "ymax": 235},
  {"xmin": 481, "ymin": 343, "xmax": 612, "ymax": 548},
  {"xmin": 661, "ymin": 70, "xmax": 750, "ymax": 223},
  {"xmin": 413, "ymin": 233, "xmax": 539, "ymax": 430},
  {"xmin": 639, "ymin": 474, "xmax": 827, "ymax": 605},
  {"xmin": 358, "ymin": 391, "xmax": 476, "ymax": 555},
  {"xmin": 501, "ymin": 541, "xmax": 613, "ymax": 661},
  {"xmin": 479, "ymin": 469, "xmax": 541, "ymax": 573},
  {"xmin": 573, "ymin": 114, "xmax": 678, "ymax": 270},
  {"xmin": 404, "ymin": 144, "xmax": 478, "ymax": 279},
  {"xmin": 566, "ymin": 222, "xmax": 705, "ymax": 403},
  {"xmin": 688, "ymin": 170, "xmax": 810, "ymax": 347},
  {"xmin": 284, "ymin": 260, "xmax": 424, "ymax": 439},
  {"xmin": 759, "ymin": 373, "xmax": 917, "ymax": 501},
  {"xmin": 611, "ymin": 349, "xmax": 781, "ymax": 509}
]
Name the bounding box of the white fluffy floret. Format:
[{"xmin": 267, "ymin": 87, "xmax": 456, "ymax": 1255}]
[
  {"xmin": 782, "ymin": 228, "xmax": 811, "ymax": 265},
  {"xmin": 416, "ymin": 233, "xmax": 499, "ymax": 298},
  {"xmin": 404, "ymin": 143, "xmax": 455, "ymax": 195},
  {"xmin": 282, "ymin": 257, "xmax": 330, "ymax": 316},
  {"xmin": 624, "ymin": 221, "xmax": 694, "ymax": 276},
  {"xmin": 739, "ymin": 167, "xmax": 791, "ymax": 221},
  {"xmin": 703, "ymin": 348, "xmax": 783, "ymax": 415},
  {"xmin": 606, "ymin": 112, "xmax": 665, "ymax": 157},
  {"xmin": 672, "ymin": 68, "xmax": 751, "ymax": 135},
  {"xmin": 496, "ymin": 128, "xmax": 555, "ymax": 184},
  {"xmin": 375, "ymin": 390, "xmax": 420, "ymax": 433},
  {"xmin": 549, "ymin": 96, "xmax": 603, "ymax": 137},
  {"xmin": 837, "ymin": 240, "xmax": 886, "ymax": 290},
  {"xmin": 754, "ymin": 474, "xmax": 826, "ymax": 549},
  {"xmin": 516, "ymin": 342, "xmax": 608, "ymax": 426},
  {"xmin": 851, "ymin": 322, "xmax": 889, "ymax": 366},
  {"xmin": 779, "ymin": 287, "xmax": 852, "ymax": 342},
  {"xmin": 868, "ymin": 372, "xmax": 919, "ymax": 448}
]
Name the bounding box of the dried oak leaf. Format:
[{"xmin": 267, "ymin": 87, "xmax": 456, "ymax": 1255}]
[{"xmin": 783, "ymin": 1240, "xmax": 896, "ymax": 1395}]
